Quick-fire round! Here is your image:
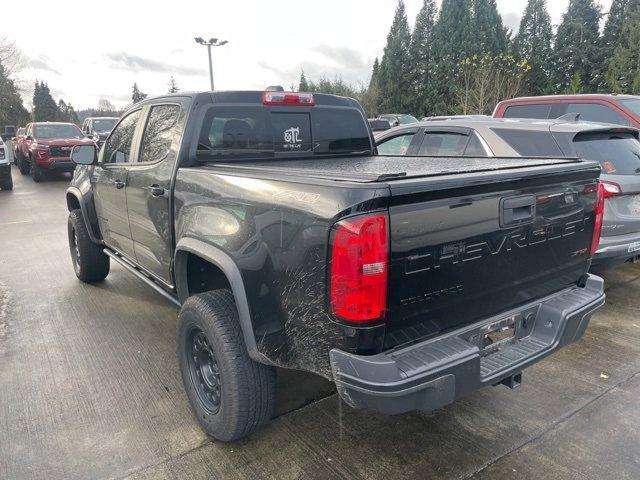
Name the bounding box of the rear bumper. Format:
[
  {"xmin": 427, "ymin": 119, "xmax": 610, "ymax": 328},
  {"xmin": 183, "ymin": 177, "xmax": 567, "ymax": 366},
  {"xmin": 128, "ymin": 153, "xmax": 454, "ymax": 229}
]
[
  {"xmin": 593, "ymin": 231, "xmax": 640, "ymax": 268},
  {"xmin": 330, "ymin": 274, "xmax": 605, "ymax": 415}
]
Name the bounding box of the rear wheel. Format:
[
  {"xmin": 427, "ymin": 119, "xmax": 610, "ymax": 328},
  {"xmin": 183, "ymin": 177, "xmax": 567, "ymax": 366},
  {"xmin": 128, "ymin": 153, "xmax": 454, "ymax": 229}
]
[
  {"xmin": 68, "ymin": 209, "xmax": 110, "ymax": 282},
  {"xmin": 177, "ymin": 290, "xmax": 276, "ymax": 442}
]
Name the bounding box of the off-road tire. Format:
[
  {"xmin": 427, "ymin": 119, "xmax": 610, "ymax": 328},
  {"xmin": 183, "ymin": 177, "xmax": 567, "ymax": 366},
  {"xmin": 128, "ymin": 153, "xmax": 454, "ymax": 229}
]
[
  {"xmin": 67, "ymin": 209, "xmax": 110, "ymax": 282},
  {"xmin": 178, "ymin": 290, "xmax": 276, "ymax": 442},
  {"xmin": 32, "ymin": 160, "xmax": 45, "ymax": 182},
  {"xmin": 18, "ymin": 156, "xmax": 30, "ymax": 175}
]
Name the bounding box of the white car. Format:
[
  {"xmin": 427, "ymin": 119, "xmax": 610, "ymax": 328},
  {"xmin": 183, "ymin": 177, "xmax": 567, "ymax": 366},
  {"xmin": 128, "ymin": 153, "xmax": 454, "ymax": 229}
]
[{"xmin": 0, "ymin": 136, "xmax": 13, "ymax": 190}]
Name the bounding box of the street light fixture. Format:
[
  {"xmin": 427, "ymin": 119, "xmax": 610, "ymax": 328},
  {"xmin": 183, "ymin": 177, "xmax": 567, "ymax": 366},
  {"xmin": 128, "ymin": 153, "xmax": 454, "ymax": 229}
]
[{"xmin": 194, "ymin": 36, "xmax": 228, "ymax": 91}]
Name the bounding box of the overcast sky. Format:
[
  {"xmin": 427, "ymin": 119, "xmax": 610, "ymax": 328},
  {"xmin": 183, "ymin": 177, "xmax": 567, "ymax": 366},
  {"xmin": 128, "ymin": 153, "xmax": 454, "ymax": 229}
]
[{"xmin": 5, "ymin": 0, "xmax": 613, "ymax": 109}]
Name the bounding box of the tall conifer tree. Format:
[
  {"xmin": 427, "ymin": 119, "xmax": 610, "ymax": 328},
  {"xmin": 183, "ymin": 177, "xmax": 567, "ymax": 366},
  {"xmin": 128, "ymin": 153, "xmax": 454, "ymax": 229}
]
[
  {"xmin": 552, "ymin": 0, "xmax": 603, "ymax": 93},
  {"xmin": 430, "ymin": 0, "xmax": 474, "ymax": 114},
  {"xmin": 513, "ymin": 0, "xmax": 554, "ymax": 95},
  {"xmin": 377, "ymin": 0, "xmax": 412, "ymax": 113},
  {"xmin": 408, "ymin": 0, "xmax": 437, "ymax": 116}
]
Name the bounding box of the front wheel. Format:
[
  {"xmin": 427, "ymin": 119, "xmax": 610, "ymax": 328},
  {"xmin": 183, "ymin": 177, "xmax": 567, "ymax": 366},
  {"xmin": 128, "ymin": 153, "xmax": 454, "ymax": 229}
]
[
  {"xmin": 177, "ymin": 290, "xmax": 276, "ymax": 442},
  {"xmin": 68, "ymin": 209, "xmax": 110, "ymax": 282},
  {"xmin": 32, "ymin": 161, "xmax": 45, "ymax": 182},
  {"xmin": 18, "ymin": 156, "xmax": 30, "ymax": 175}
]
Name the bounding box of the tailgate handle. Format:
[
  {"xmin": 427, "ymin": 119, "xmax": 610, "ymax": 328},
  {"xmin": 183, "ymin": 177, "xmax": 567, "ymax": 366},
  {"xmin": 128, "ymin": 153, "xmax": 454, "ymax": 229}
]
[{"xmin": 501, "ymin": 195, "xmax": 536, "ymax": 227}]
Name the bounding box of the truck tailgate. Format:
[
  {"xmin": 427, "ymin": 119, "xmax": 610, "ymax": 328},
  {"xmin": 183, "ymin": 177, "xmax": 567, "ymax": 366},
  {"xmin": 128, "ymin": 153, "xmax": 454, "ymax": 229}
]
[{"xmin": 385, "ymin": 162, "xmax": 601, "ymax": 349}]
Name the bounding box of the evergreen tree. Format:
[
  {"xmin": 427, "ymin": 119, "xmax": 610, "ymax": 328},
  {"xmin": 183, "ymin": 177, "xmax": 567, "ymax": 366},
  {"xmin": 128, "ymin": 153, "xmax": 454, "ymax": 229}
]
[
  {"xmin": 377, "ymin": 0, "xmax": 413, "ymax": 113},
  {"xmin": 131, "ymin": 82, "xmax": 147, "ymax": 103},
  {"xmin": 298, "ymin": 71, "xmax": 310, "ymax": 91},
  {"xmin": 32, "ymin": 81, "xmax": 59, "ymax": 121},
  {"xmin": 513, "ymin": 0, "xmax": 554, "ymax": 95},
  {"xmin": 552, "ymin": 0, "xmax": 603, "ymax": 93},
  {"xmin": 606, "ymin": 5, "xmax": 640, "ymax": 93},
  {"xmin": 168, "ymin": 76, "xmax": 179, "ymax": 93},
  {"xmin": 601, "ymin": 0, "xmax": 633, "ymax": 91},
  {"xmin": 470, "ymin": 0, "xmax": 509, "ymax": 55},
  {"xmin": 0, "ymin": 60, "xmax": 29, "ymax": 126},
  {"xmin": 408, "ymin": 0, "xmax": 437, "ymax": 117},
  {"xmin": 361, "ymin": 58, "xmax": 381, "ymax": 116},
  {"xmin": 430, "ymin": 0, "xmax": 474, "ymax": 115}
]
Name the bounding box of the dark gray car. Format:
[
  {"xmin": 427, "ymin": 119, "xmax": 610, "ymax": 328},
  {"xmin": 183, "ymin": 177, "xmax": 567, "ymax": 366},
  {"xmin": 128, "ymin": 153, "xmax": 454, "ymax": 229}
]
[{"xmin": 375, "ymin": 117, "xmax": 640, "ymax": 268}]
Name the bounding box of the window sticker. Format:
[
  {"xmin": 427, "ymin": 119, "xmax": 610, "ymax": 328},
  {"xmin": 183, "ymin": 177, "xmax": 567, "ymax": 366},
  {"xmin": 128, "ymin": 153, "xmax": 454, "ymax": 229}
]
[{"xmin": 602, "ymin": 160, "xmax": 617, "ymax": 174}]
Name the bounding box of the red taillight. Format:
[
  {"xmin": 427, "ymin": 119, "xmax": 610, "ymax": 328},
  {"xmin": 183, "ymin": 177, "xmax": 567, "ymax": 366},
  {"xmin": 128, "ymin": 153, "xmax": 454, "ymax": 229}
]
[
  {"xmin": 601, "ymin": 180, "xmax": 622, "ymax": 199},
  {"xmin": 262, "ymin": 91, "xmax": 315, "ymax": 106},
  {"xmin": 589, "ymin": 182, "xmax": 606, "ymax": 255},
  {"xmin": 330, "ymin": 213, "xmax": 388, "ymax": 323}
]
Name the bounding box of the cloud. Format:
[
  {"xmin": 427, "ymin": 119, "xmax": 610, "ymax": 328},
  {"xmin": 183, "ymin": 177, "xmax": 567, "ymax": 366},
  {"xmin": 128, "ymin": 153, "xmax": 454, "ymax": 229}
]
[
  {"xmin": 259, "ymin": 45, "xmax": 373, "ymax": 87},
  {"xmin": 313, "ymin": 45, "xmax": 368, "ymax": 71},
  {"xmin": 26, "ymin": 56, "xmax": 60, "ymax": 75},
  {"xmin": 105, "ymin": 52, "xmax": 206, "ymax": 76},
  {"xmin": 502, "ymin": 12, "xmax": 521, "ymax": 35}
]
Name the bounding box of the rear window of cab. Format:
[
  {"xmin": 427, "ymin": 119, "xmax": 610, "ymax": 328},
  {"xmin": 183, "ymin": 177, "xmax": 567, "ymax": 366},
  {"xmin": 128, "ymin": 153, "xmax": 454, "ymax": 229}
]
[{"xmin": 196, "ymin": 106, "xmax": 371, "ymax": 161}]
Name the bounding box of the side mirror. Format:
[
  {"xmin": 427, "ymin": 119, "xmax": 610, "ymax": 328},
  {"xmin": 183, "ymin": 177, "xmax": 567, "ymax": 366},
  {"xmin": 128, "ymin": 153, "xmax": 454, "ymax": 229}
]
[{"xmin": 71, "ymin": 144, "xmax": 97, "ymax": 165}]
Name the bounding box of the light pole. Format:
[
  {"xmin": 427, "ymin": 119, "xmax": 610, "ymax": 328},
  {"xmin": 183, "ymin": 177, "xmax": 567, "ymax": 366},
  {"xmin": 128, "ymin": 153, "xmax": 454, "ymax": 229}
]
[{"xmin": 194, "ymin": 37, "xmax": 228, "ymax": 91}]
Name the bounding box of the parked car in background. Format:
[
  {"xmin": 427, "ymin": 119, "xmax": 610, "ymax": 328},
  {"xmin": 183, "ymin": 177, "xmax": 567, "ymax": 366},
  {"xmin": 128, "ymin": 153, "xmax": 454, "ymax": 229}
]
[
  {"xmin": 377, "ymin": 113, "xmax": 418, "ymax": 127},
  {"xmin": 494, "ymin": 94, "xmax": 640, "ymax": 128},
  {"xmin": 16, "ymin": 122, "xmax": 95, "ymax": 182},
  {"xmin": 375, "ymin": 117, "xmax": 640, "ymax": 269},
  {"xmin": 81, "ymin": 117, "xmax": 118, "ymax": 148},
  {"xmin": 0, "ymin": 136, "xmax": 13, "ymax": 190},
  {"xmin": 368, "ymin": 118, "xmax": 391, "ymax": 132},
  {"xmin": 66, "ymin": 90, "xmax": 605, "ymax": 441},
  {"xmin": 12, "ymin": 127, "xmax": 26, "ymax": 165}
]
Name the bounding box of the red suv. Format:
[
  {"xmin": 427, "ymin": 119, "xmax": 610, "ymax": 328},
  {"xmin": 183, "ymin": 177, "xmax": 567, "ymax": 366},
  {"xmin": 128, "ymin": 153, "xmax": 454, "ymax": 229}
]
[
  {"xmin": 494, "ymin": 94, "xmax": 640, "ymax": 128},
  {"xmin": 16, "ymin": 122, "xmax": 95, "ymax": 182}
]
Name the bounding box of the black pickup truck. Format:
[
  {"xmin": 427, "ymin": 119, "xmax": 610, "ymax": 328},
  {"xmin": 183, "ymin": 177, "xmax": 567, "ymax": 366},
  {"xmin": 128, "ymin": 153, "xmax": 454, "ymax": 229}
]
[{"xmin": 66, "ymin": 90, "xmax": 606, "ymax": 441}]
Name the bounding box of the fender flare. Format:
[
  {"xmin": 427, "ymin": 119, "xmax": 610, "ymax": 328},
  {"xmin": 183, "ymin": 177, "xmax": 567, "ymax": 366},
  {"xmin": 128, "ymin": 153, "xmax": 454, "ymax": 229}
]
[
  {"xmin": 174, "ymin": 237, "xmax": 272, "ymax": 366},
  {"xmin": 66, "ymin": 186, "xmax": 103, "ymax": 245}
]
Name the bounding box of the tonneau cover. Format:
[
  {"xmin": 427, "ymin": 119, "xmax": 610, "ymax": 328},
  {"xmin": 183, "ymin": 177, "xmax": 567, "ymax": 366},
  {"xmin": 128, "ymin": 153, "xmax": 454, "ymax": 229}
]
[{"xmin": 204, "ymin": 155, "xmax": 586, "ymax": 183}]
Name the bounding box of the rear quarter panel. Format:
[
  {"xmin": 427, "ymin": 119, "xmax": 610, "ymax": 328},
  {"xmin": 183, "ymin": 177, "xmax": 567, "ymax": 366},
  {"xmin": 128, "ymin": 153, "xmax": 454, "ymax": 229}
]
[{"xmin": 173, "ymin": 167, "xmax": 389, "ymax": 377}]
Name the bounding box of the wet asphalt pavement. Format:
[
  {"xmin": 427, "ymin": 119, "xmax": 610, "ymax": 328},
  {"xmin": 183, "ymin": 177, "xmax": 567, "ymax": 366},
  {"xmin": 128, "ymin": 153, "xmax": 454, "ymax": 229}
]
[{"xmin": 0, "ymin": 164, "xmax": 639, "ymax": 480}]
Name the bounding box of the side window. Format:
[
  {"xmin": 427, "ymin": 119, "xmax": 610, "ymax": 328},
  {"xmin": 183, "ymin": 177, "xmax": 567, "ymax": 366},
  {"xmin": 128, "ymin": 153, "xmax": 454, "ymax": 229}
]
[
  {"xmin": 503, "ymin": 104, "xmax": 551, "ymax": 119},
  {"xmin": 103, "ymin": 110, "xmax": 142, "ymax": 164},
  {"xmin": 464, "ymin": 133, "xmax": 488, "ymax": 157},
  {"xmin": 139, "ymin": 105, "xmax": 182, "ymax": 163},
  {"xmin": 566, "ymin": 103, "xmax": 630, "ymax": 126},
  {"xmin": 419, "ymin": 132, "xmax": 468, "ymax": 156},
  {"xmin": 377, "ymin": 133, "xmax": 415, "ymax": 155},
  {"xmin": 492, "ymin": 128, "xmax": 562, "ymax": 156}
]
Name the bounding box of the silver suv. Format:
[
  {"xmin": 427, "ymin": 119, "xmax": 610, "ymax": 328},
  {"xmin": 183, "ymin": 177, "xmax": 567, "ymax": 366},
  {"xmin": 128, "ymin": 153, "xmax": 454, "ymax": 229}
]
[{"xmin": 375, "ymin": 117, "xmax": 640, "ymax": 269}]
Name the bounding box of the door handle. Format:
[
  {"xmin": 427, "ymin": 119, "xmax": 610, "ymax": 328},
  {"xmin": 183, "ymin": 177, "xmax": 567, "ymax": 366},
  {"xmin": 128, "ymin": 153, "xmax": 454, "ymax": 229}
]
[
  {"xmin": 114, "ymin": 180, "xmax": 126, "ymax": 189},
  {"xmin": 147, "ymin": 185, "xmax": 166, "ymax": 197}
]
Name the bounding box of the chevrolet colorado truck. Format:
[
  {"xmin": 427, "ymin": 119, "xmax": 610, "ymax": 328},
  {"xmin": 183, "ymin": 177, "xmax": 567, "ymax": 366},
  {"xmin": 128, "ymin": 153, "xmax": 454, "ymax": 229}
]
[
  {"xmin": 17, "ymin": 122, "xmax": 94, "ymax": 182},
  {"xmin": 66, "ymin": 90, "xmax": 606, "ymax": 442}
]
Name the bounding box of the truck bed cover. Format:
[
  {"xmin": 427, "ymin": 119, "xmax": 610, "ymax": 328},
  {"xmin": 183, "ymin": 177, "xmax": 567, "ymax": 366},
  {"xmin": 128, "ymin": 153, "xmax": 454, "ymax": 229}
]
[{"xmin": 202, "ymin": 155, "xmax": 591, "ymax": 184}]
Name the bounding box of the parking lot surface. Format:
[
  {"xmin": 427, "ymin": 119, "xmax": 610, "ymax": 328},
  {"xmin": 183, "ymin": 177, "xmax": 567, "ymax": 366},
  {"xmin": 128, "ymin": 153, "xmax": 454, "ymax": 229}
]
[{"xmin": 1, "ymin": 166, "xmax": 639, "ymax": 480}]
